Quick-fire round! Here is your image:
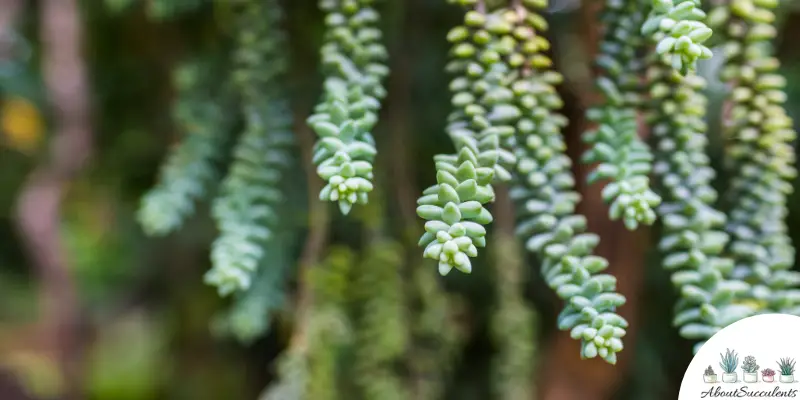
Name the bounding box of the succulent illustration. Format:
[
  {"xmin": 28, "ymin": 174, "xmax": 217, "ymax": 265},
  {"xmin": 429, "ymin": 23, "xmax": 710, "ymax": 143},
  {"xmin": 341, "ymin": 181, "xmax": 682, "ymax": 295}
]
[
  {"xmin": 778, "ymin": 358, "xmax": 796, "ymax": 376},
  {"xmin": 719, "ymin": 348, "xmax": 739, "ymax": 374},
  {"xmin": 762, "ymin": 368, "xmax": 776, "ymax": 377},
  {"xmin": 704, "ymin": 365, "xmax": 715, "ymax": 376},
  {"xmin": 742, "ymin": 355, "xmax": 759, "ymax": 374}
]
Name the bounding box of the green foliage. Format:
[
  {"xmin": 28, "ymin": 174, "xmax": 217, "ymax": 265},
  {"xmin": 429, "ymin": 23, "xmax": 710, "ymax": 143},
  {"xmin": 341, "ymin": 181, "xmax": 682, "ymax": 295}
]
[
  {"xmin": 351, "ymin": 242, "xmax": 408, "ymax": 400},
  {"xmin": 778, "ymin": 358, "xmax": 796, "ymax": 376},
  {"xmin": 136, "ymin": 61, "xmax": 232, "ymax": 237},
  {"xmin": 742, "ymin": 355, "xmax": 759, "ymax": 373},
  {"xmin": 418, "ymin": 6, "xmax": 525, "ymax": 276},
  {"xmin": 205, "ymin": 0, "xmax": 295, "ymax": 296},
  {"xmin": 309, "ymin": 0, "xmax": 389, "ymax": 215},
  {"xmin": 210, "ymin": 237, "xmax": 293, "ymax": 345},
  {"xmin": 504, "ymin": 3, "xmax": 628, "ymax": 365},
  {"xmin": 713, "ymin": 0, "xmax": 800, "ymax": 316},
  {"xmin": 647, "ymin": 66, "xmax": 752, "ymax": 352},
  {"xmin": 147, "ymin": 0, "xmax": 208, "ymax": 20},
  {"xmin": 642, "ymin": 0, "xmax": 713, "ymax": 74},
  {"xmin": 406, "ymin": 260, "xmax": 463, "ymax": 399},
  {"xmin": 490, "ymin": 236, "xmax": 538, "ymax": 400},
  {"xmin": 719, "ymin": 348, "xmax": 739, "ymax": 373},
  {"xmin": 583, "ymin": 0, "xmax": 660, "ymax": 230}
]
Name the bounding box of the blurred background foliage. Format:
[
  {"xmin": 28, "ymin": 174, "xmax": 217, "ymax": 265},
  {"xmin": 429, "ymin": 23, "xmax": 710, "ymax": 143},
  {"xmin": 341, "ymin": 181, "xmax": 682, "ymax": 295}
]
[{"xmin": 0, "ymin": 0, "xmax": 798, "ymax": 399}]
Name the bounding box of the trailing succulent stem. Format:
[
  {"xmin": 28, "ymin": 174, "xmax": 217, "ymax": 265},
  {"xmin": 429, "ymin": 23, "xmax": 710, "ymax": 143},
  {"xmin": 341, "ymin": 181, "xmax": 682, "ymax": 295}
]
[
  {"xmin": 205, "ymin": 0, "xmax": 295, "ymax": 296},
  {"xmin": 582, "ymin": 0, "xmax": 660, "ymax": 230},
  {"xmin": 713, "ymin": 0, "xmax": 800, "ymax": 315},
  {"xmin": 646, "ymin": 64, "xmax": 752, "ymax": 351},
  {"xmin": 502, "ymin": 2, "xmax": 628, "ymax": 365},
  {"xmin": 309, "ymin": 0, "xmax": 389, "ymax": 215},
  {"xmin": 137, "ymin": 60, "xmax": 231, "ymax": 237},
  {"xmin": 417, "ymin": 4, "xmax": 515, "ymax": 276},
  {"xmin": 642, "ymin": 0, "xmax": 713, "ymax": 74}
]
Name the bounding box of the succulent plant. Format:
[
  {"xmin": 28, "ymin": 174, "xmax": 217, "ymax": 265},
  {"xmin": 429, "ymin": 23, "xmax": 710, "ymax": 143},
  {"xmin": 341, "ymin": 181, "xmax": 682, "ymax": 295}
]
[
  {"xmin": 742, "ymin": 355, "xmax": 759, "ymax": 373},
  {"xmin": 719, "ymin": 348, "xmax": 739, "ymax": 374},
  {"xmin": 778, "ymin": 358, "xmax": 796, "ymax": 376},
  {"xmin": 704, "ymin": 365, "xmax": 715, "ymax": 376},
  {"xmin": 762, "ymin": 368, "xmax": 776, "ymax": 377}
]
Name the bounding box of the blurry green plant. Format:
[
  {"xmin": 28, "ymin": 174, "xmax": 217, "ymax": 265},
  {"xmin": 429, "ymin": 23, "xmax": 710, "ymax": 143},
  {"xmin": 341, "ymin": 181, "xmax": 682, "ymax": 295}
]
[{"xmin": 132, "ymin": 0, "xmax": 798, "ymax": 386}]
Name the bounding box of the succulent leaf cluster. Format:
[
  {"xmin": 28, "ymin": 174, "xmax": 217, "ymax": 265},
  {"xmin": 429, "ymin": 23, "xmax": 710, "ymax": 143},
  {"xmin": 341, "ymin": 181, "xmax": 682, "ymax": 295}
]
[
  {"xmin": 136, "ymin": 61, "xmax": 231, "ymax": 237},
  {"xmin": 583, "ymin": 0, "xmax": 661, "ymax": 230},
  {"xmin": 647, "ymin": 66, "xmax": 753, "ymax": 352},
  {"xmin": 503, "ymin": 3, "xmax": 628, "ymax": 365},
  {"xmin": 743, "ymin": 355, "xmax": 759, "ymax": 373},
  {"xmin": 417, "ymin": 6, "xmax": 518, "ymax": 276},
  {"xmin": 642, "ymin": 0, "xmax": 713, "ymax": 74},
  {"xmin": 309, "ymin": 0, "xmax": 389, "ymax": 215},
  {"xmin": 205, "ymin": 0, "xmax": 295, "ymax": 296},
  {"xmin": 713, "ymin": 0, "xmax": 800, "ymax": 315}
]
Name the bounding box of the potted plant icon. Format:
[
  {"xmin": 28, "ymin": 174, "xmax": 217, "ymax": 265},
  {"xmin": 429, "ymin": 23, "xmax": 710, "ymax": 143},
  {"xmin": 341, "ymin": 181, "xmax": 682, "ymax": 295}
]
[
  {"xmin": 743, "ymin": 356, "xmax": 759, "ymax": 383},
  {"xmin": 704, "ymin": 366, "xmax": 718, "ymax": 383},
  {"xmin": 720, "ymin": 348, "xmax": 739, "ymax": 383},
  {"xmin": 762, "ymin": 368, "xmax": 776, "ymax": 383},
  {"xmin": 778, "ymin": 358, "xmax": 796, "ymax": 383}
]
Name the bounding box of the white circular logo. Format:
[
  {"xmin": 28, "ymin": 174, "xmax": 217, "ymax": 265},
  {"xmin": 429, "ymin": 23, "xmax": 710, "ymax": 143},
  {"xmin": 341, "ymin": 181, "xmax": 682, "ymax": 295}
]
[{"xmin": 679, "ymin": 314, "xmax": 800, "ymax": 399}]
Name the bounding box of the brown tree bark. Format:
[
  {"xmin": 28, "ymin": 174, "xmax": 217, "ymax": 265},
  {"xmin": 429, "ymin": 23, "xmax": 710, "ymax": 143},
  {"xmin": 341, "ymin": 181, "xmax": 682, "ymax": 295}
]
[
  {"xmin": 13, "ymin": 0, "xmax": 92, "ymax": 399},
  {"xmin": 536, "ymin": 1, "xmax": 648, "ymax": 399}
]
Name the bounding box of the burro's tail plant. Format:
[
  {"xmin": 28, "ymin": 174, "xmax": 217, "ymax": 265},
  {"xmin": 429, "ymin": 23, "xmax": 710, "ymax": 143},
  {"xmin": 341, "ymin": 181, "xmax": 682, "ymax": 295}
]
[
  {"xmin": 130, "ymin": 0, "xmax": 800, "ymax": 379},
  {"xmin": 641, "ymin": 0, "xmax": 713, "ymax": 74},
  {"xmin": 503, "ymin": 1, "xmax": 628, "ymax": 365},
  {"xmin": 712, "ymin": 0, "xmax": 800, "ymax": 316},
  {"xmin": 309, "ymin": 0, "xmax": 389, "ymax": 215},
  {"xmin": 582, "ymin": 0, "xmax": 661, "ymax": 230}
]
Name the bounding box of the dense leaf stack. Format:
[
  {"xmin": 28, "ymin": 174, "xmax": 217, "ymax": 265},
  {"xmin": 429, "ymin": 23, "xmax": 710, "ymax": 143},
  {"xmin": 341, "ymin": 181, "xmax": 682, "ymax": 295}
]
[
  {"xmin": 205, "ymin": 0, "xmax": 295, "ymax": 296},
  {"xmin": 642, "ymin": 0, "xmax": 713, "ymax": 74},
  {"xmin": 417, "ymin": 5, "xmax": 526, "ymax": 276},
  {"xmin": 647, "ymin": 65, "xmax": 753, "ymax": 353},
  {"xmin": 308, "ymin": 0, "xmax": 389, "ymax": 215},
  {"xmin": 583, "ymin": 0, "xmax": 660, "ymax": 230},
  {"xmin": 137, "ymin": 61, "xmax": 230, "ymax": 237},
  {"xmin": 504, "ymin": 3, "xmax": 628, "ymax": 365},
  {"xmin": 211, "ymin": 237, "xmax": 293, "ymax": 345},
  {"xmin": 714, "ymin": 0, "xmax": 800, "ymax": 315}
]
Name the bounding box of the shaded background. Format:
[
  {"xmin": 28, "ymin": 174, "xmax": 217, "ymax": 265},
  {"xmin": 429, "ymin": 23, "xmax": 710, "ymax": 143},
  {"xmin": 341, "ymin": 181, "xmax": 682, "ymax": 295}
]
[{"xmin": 0, "ymin": 0, "xmax": 799, "ymax": 399}]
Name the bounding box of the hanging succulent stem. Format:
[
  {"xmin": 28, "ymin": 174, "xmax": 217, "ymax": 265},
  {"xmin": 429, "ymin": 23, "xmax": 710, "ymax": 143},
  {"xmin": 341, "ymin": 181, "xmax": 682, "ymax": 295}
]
[
  {"xmin": 581, "ymin": 0, "xmax": 661, "ymax": 231},
  {"xmin": 308, "ymin": 0, "xmax": 389, "ymax": 215},
  {"xmin": 204, "ymin": 0, "xmax": 295, "ymax": 296},
  {"xmin": 502, "ymin": 1, "xmax": 628, "ymax": 365},
  {"xmin": 641, "ymin": 0, "xmax": 714, "ymax": 74},
  {"xmin": 490, "ymin": 187, "xmax": 538, "ymax": 400},
  {"xmin": 416, "ymin": 1, "xmax": 515, "ymax": 276},
  {"xmin": 646, "ymin": 62, "xmax": 754, "ymax": 354},
  {"xmin": 713, "ymin": 0, "xmax": 800, "ymax": 315},
  {"xmin": 137, "ymin": 60, "xmax": 232, "ymax": 237}
]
